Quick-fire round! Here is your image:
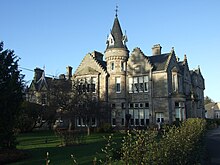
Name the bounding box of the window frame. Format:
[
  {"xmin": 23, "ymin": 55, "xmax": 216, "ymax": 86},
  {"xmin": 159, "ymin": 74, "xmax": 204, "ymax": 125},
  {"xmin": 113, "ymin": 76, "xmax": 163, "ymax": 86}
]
[{"xmin": 116, "ymin": 77, "xmax": 121, "ymax": 93}]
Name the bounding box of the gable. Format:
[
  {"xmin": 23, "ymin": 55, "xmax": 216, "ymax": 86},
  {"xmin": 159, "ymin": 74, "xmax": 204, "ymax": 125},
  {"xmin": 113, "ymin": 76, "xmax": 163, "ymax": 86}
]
[
  {"xmin": 74, "ymin": 53, "xmax": 107, "ymax": 76},
  {"xmin": 127, "ymin": 47, "xmax": 152, "ymax": 75},
  {"xmin": 165, "ymin": 50, "xmax": 180, "ymax": 73},
  {"xmin": 180, "ymin": 60, "xmax": 191, "ymax": 84},
  {"xmin": 29, "ymin": 81, "xmax": 37, "ymax": 91}
]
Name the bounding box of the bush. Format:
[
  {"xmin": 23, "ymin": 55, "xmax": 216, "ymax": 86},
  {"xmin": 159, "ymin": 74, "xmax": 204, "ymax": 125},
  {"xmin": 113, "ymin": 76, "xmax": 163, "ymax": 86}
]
[
  {"xmin": 119, "ymin": 118, "xmax": 206, "ymax": 165},
  {"xmin": 96, "ymin": 123, "xmax": 113, "ymax": 133},
  {"xmin": 0, "ymin": 149, "xmax": 28, "ymax": 164},
  {"xmin": 54, "ymin": 128, "xmax": 86, "ymax": 146}
]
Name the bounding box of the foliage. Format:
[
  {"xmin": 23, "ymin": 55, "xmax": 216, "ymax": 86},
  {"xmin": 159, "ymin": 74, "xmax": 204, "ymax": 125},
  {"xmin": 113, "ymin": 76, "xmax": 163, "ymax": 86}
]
[
  {"xmin": 159, "ymin": 118, "xmax": 206, "ymax": 164},
  {"xmin": 10, "ymin": 120, "xmax": 207, "ymax": 165},
  {"xmin": 17, "ymin": 101, "xmax": 43, "ymax": 132},
  {"xmin": 49, "ymin": 79, "xmax": 101, "ymax": 133},
  {"xmin": 120, "ymin": 130, "xmax": 158, "ymax": 164},
  {"xmin": 0, "ymin": 41, "xmax": 24, "ymax": 149},
  {"xmin": 98, "ymin": 134, "xmax": 116, "ymax": 164},
  {"xmin": 17, "ymin": 101, "xmax": 56, "ymax": 132},
  {"xmin": 206, "ymin": 118, "xmax": 220, "ymax": 129},
  {"xmin": 119, "ymin": 118, "xmax": 206, "ymax": 165},
  {"xmin": 204, "ymin": 96, "xmax": 214, "ymax": 105},
  {"xmin": 97, "ymin": 123, "xmax": 113, "ymax": 133}
]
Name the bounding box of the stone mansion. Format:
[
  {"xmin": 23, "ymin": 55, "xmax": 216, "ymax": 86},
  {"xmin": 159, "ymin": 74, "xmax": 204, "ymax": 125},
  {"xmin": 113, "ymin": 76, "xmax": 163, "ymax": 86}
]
[{"xmin": 27, "ymin": 14, "xmax": 205, "ymax": 128}]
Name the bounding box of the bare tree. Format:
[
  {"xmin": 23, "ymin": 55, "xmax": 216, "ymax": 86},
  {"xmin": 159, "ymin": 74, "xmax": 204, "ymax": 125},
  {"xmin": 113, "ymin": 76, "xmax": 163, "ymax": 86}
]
[{"xmin": 49, "ymin": 79, "xmax": 101, "ymax": 134}]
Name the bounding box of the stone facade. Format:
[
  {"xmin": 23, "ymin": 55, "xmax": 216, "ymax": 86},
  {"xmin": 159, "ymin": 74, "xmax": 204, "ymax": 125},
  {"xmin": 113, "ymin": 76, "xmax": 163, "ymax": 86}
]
[
  {"xmin": 27, "ymin": 14, "xmax": 205, "ymax": 128},
  {"xmin": 72, "ymin": 15, "xmax": 205, "ymax": 128}
]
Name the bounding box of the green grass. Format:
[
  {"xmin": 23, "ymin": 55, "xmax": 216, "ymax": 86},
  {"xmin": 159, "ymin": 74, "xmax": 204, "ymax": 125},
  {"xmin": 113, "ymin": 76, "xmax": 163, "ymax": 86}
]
[{"xmin": 10, "ymin": 130, "xmax": 123, "ymax": 165}]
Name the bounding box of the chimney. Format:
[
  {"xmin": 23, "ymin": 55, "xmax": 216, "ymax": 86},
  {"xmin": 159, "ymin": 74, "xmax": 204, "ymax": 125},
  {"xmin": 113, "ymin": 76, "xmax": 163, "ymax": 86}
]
[
  {"xmin": 34, "ymin": 68, "xmax": 43, "ymax": 82},
  {"xmin": 66, "ymin": 66, "xmax": 72, "ymax": 80},
  {"xmin": 152, "ymin": 44, "xmax": 162, "ymax": 55},
  {"xmin": 59, "ymin": 74, "xmax": 66, "ymax": 80}
]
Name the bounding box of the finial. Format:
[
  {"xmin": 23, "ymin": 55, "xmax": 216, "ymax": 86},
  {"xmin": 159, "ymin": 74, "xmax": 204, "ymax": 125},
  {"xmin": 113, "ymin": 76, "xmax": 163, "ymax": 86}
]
[
  {"xmin": 184, "ymin": 54, "xmax": 187, "ymax": 61},
  {"xmin": 115, "ymin": 5, "xmax": 118, "ymax": 17}
]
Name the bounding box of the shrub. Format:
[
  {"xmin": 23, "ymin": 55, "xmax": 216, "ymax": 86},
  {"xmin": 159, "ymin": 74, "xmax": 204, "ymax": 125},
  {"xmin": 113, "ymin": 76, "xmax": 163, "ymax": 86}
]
[
  {"xmin": 97, "ymin": 123, "xmax": 113, "ymax": 133},
  {"xmin": 119, "ymin": 118, "xmax": 206, "ymax": 165},
  {"xmin": 54, "ymin": 128, "xmax": 86, "ymax": 146}
]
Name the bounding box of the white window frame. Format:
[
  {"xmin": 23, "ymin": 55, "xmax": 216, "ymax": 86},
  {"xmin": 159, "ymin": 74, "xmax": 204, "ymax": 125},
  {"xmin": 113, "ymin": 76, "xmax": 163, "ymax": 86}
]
[
  {"xmin": 91, "ymin": 77, "xmax": 97, "ymax": 93},
  {"xmin": 156, "ymin": 112, "xmax": 164, "ymax": 123},
  {"xmin": 144, "ymin": 76, "xmax": 149, "ymax": 92},
  {"xmin": 116, "ymin": 77, "xmax": 121, "ymax": 93},
  {"xmin": 139, "ymin": 77, "xmax": 144, "ymax": 92},
  {"xmin": 134, "ymin": 77, "xmax": 138, "ymax": 93},
  {"xmin": 129, "ymin": 77, "xmax": 133, "ymax": 93}
]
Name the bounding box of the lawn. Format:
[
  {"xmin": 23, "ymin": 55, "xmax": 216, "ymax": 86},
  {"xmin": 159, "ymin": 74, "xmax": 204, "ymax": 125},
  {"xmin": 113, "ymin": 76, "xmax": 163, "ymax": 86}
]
[{"xmin": 9, "ymin": 130, "xmax": 123, "ymax": 165}]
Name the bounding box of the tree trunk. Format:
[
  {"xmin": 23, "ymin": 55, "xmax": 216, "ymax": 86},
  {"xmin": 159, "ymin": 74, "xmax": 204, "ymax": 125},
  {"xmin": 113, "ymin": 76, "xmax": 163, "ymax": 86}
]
[
  {"xmin": 87, "ymin": 126, "xmax": 90, "ymax": 136},
  {"xmin": 68, "ymin": 119, "xmax": 72, "ymax": 131}
]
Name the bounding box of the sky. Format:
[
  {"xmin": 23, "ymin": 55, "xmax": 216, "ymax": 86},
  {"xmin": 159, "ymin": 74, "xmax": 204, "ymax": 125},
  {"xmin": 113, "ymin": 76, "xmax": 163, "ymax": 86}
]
[{"xmin": 1, "ymin": 0, "xmax": 220, "ymax": 102}]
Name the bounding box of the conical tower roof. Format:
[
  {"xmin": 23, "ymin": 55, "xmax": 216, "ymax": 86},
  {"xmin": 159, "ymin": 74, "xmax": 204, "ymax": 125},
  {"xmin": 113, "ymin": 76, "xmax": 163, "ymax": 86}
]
[{"xmin": 106, "ymin": 15, "xmax": 128, "ymax": 50}]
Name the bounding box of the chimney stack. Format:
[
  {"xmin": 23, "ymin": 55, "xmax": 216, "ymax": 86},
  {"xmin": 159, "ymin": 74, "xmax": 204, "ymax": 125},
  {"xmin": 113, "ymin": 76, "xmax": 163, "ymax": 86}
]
[
  {"xmin": 66, "ymin": 66, "xmax": 72, "ymax": 80},
  {"xmin": 152, "ymin": 44, "xmax": 162, "ymax": 55},
  {"xmin": 34, "ymin": 68, "xmax": 43, "ymax": 82}
]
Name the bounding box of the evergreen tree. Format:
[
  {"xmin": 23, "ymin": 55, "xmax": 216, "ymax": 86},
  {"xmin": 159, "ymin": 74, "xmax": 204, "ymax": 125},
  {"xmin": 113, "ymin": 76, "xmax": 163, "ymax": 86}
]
[
  {"xmin": 0, "ymin": 41, "xmax": 24, "ymax": 149},
  {"xmin": 204, "ymin": 96, "xmax": 213, "ymax": 105}
]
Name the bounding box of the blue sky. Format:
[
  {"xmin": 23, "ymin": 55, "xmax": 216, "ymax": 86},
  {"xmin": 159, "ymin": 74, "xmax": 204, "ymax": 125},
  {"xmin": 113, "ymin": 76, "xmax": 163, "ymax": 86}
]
[{"xmin": 1, "ymin": 0, "xmax": 220, "ymax": 102}]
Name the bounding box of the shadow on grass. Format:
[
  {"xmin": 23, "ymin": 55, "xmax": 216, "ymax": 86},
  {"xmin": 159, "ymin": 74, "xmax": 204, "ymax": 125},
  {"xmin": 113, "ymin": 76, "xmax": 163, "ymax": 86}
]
[{"xmin": 9, "ymin": 131, "xmax": 123, "ymax": 165}]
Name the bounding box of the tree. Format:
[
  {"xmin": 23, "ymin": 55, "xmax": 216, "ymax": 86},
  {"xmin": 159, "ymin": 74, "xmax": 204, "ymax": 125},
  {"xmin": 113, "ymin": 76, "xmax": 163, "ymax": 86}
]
[
  {"xmin": 17, "ymin": 101, "xmax": 56, "ymax": 132},
  {"xmin": 49, "ymin": 79, "xmax": 102, "ymax": 134},
  {"xmin": 0, "ymin": 41, "xmax": 24, "ymax": 149},
  {"xmin": 204, "ymin": 96, "xmax": 213, "ymax": 105}
]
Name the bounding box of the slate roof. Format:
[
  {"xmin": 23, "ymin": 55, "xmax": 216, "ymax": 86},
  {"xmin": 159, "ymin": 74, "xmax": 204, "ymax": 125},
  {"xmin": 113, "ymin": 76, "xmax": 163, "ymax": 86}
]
[
  {"xmin": 107, "ymin": 16, "xmax": 127, "ymax": 49},
  {"xmin": 29, "ymin": 77, "xmax": 51, "ymax": 92},
  {"xmin": 178, "ymin": 61, "xmax": 185, "ymax": 74},
  {"xmin": 148, "ymin": 53, "xmax": 170, "ymax": 71},
  {"xmin": 29, "ymin": 71, "xmax": 71, "ymax": 92}
]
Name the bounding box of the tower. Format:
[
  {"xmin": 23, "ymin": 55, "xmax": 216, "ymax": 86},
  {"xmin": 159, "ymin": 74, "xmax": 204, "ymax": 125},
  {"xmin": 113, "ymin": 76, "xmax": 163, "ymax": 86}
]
[{"xmin": 105, "ymin": 12, "xmax": 129, "ymax": 127}]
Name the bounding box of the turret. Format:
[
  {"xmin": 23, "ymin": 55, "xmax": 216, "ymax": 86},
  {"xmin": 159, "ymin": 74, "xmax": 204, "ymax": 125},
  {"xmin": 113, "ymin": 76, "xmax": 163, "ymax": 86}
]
[
  {"xmin": 105, "ymin": 11, "xmax": 129, "ymax": 127},
  {"xmin": 105, "ymin": 14, "xmax": 129, "ymax": 74}
]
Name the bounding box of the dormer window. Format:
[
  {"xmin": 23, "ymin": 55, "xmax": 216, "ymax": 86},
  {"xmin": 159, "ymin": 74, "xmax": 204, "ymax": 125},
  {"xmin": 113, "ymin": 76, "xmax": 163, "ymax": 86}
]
[{"xmin": 107, "ymin": 33, "xmax": 114, "ymax": 46}]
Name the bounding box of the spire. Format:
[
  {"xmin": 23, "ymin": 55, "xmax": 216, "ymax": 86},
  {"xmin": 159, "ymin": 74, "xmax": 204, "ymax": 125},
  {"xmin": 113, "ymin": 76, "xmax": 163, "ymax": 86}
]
[{"xmin": 106, "ymin": 7, "xmax": 128, "ymax": 50}]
